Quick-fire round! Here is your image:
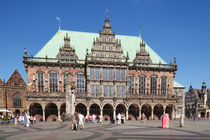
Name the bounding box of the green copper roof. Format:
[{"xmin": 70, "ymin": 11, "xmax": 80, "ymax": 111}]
[
  {"xmin": 34, "ymin": 29, "xmax": 184, "ymax": 88},
  {"xmin": 35, "ymin": 30, "xmax": 166, "ymax": 64},
  {"xmin": 174, "ymin": 80, "xmax": 185, "ymax": 88}
]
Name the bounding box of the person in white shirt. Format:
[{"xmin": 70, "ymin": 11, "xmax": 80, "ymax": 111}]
[
  {"xmin": 78, "ymin": 113, "xmax": 84, "ymax": 129},
  {"xmin": 99, "ymin": 114, "xmax": 103, "ymax": 124},
  {"xmin": 117, "ymin": 113, "xmax": 121, "ymax": 125}
]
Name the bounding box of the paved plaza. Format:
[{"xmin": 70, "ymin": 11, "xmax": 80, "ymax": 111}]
[{"xmin": 0, "ymin": 119, "xmax": 210, "ymax": 140}]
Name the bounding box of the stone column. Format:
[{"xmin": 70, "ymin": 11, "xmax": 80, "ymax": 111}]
[
  {"xmin": 139, "ymin": 109, "xmax": 142, "ymax": 120},
  {"xmin": 87, "ymin": 108, "xmax": 89, "ymax": 116},
  {"xmin": 151, "ymin": 109, "xmax": 154, "ymax": 120},
  {"xmin": 58, "ymin": 109, "xmax": 61, "ymax": 121},
  {"xmin": 113, "ymin": 109, "xmax": 116, "ymax": 120},
  {"xmin": 66, "ymin": 72, "xmax": 75, "ymax": 118},
  {"xmin": 100, "ymin": 109, "xmax": 103, "ymax": 116},
  {"xmin": 126, "ymin": 109, "xmax": 129, "ymax": 120},
  {"xmin": 43, "ymin": 109, "xmax": 45, "ymax": 121},
  {"xmin": 163, "ymin": 108, "xmax": 165, "ymax": 114}
]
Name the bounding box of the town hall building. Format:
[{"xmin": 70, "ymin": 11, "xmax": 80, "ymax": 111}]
[{"xmin": 23, "ymin": 15, "xmax": 185, "ymax": 121}]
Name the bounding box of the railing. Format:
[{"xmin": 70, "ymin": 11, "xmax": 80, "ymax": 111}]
[
  {"xmin": 23, "ymin": 56, "xmax": 85, "ymax": 64},
  {"xmin": 24, "ymin": 56, "xmax": 176, "ymax": 69}
]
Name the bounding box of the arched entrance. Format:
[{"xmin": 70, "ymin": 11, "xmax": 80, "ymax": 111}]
[
  {"xmin": 75, "ymin": 103, "xmax": 87, "ymax": 116},
  {"xmin": 116, "ymin": 104, "xmax": 126, "ymax": 116},
  {"xmin": 29, "ymin": 103, "xmax": 43, "ymax": 121},
  {"xmin": 201, "ymin": 112, "xmax": 205, "ymax": 118},
  {"xmin": 89, "ymin": 104, "xmax": 100, "ymax": 115},
  {"xmin": 103, "ymin": 104, "xmax": 113, "ymax": 120},
  {"xmin": 45, "ymin": 103, "xmax": 58, "ymax": 121},
  {"xmin": 128, "ymin": 104, "xmax": 139, "ymax": 120},
  {"xmin": 60, "ymin": 103, "xmax": 66, "ymax": 115},
  {"xmin": 15, "ymin": 109, "xmax": 20, "ymax": 115},
  {"xmin": 153, "ymin": 104, "xmax": 164, "ymax": 120},
  {"xmin": 165, "ymin": 104, "xmax": 175, "ymax": 120},
  {"xmin": 141, "ymin": 104, "xmax": 152, "ymax": 120}
]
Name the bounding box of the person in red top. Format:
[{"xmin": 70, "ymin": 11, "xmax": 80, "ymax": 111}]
[{"xmin": 88, "ymin": 114, "xmax": 93, "ymax": 123}]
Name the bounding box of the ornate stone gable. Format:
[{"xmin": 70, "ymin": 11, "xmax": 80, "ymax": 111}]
[
  {"xmin": 91, "ymin": 16, "xmax": 124, "ymax": 62},
  {"xmin": 133, "ymin": 40, "xmax": 152, "ymax": 65},
  {"xmin": 6, "ymin": 69, "xmax": 26, "ymax": 86},
  {"xmin": 57, "ymin": 33, "xmax": 78, "ymax": 62}
]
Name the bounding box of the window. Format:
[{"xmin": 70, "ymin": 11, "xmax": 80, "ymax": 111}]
[
  {"xmin": 161, "ymin": 77, "xmax": 167, "ymax": 95},
  {"xmin": 63, "ymin": 73, "xmax": 66, "ymax": 92},
  {"xmin": 38, "ymin": 72, "xmax": 44, "ymax": 92},
  {"xmin": 121, "ymin": 69, "xmax": 126, "ymax": 81},
  {"xmin": 116, "ymin": 85, "xmax": 126, "ymax": 97},
  {"xmin": 77, "ymin": 73, "xmax": 85, "ymax": 93},
  {"xmin": 90, "ymin": 67, "xmax": 100, "ymax": 80},
  {"xmin": 102, "ymin": 37, "xmax": 105, "ymax": 42},
  {"xmin": 70, "ymin": 55, "xmax": 74, "ymax": 60},
  {"xmin": 61, "ymin": 54, "xmax": 65, "ymax": 60},
  {"xmin": 49, "ymin": 72, "xmax": 58, "ymax": 92},
  {"xmin": 116, "ymin": 69, "xmax": 121, "ymax": 81},
  {"xmin": 109, "ymin": 38, "xmax": 113, "ymax": 42},
  {"xmin": 103, "ymin": 68, "xmax": 113, "ymax": 81},
  {"xmin": 150, "ymin": 76, "xmax": 157, "ymax": 95},
  {"xmin": 116, "ymin": 69, "xmax": 126, "ymax": 81},
  {"xmin": 102, "ymin": 46, "xmax": 106, "ymax": 51},
  {"xmin": 90, "ymin": 85, "xmax": 100, "ymax": 96},
  {"xmin": 139, "ymin": 76, "xmax": 146, "ymax": 94},
  {"xmin": 103, "ymin": 85, "xmax": 113, "ymax": 97},
  {"xmin": 128, "ymin": 76, "xmax": 134, "ymax": 94},
  {"xmin": 109, "ymin": 46, "xmax": 113, "ymax": 51},
  {"xmin": 13, "ymin": 93, "xmax": 22, "ymax": 108}
]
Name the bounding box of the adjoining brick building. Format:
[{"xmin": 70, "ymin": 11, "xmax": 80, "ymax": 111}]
[
  {"xmin": 23, "ymin": 16, "xmax": 185, "ymax": 121},
  {"xmin": 0, "ymin": 70, "xmax": 26, "ymax": 115},
  {"xmin": 185, "ymin": 82, "xmax": 210, "ymax": 118}
]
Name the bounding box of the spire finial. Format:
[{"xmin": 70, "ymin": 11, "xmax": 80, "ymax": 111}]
[
  {"xmin": 105, "ymin": 9, "xmax": 109, "ymax": 18},
  {"xmin": 139, "ymin": 24, "xmax": 141, "ymax": 39},
  {"xmin": 56, "ymin": 17, "xmax": 61, "ymax": 30}
]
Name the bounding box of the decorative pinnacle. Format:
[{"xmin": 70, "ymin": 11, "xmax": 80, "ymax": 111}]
[
  {"xmin": 139, "ymin": 24, "xmax": 141, "ymax": 39},
  {"xmin": 105, "ymin": 9, "xmax": 109, "ymax": 18}
]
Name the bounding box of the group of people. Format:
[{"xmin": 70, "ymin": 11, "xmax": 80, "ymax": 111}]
[
  {"xmin": 14, "ymin": 111, "xmax": 36, "ymax": 127},
  {"xmin": 117, "ymin": 113, "xmax": 126, "ymax": 125},
  {"xmin": 72, "ymin": 113, "xmax": 103, "ymax": 131}
]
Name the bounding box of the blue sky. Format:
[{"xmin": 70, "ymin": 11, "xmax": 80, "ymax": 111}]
[{"xmin": 0, "ymin": 0, "xmax": 209, "ymax": 90}]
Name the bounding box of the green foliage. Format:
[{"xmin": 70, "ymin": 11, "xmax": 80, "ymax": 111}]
[{"xmin": 2, "ymin": 117, "xmax": 9, "ymax": 121}]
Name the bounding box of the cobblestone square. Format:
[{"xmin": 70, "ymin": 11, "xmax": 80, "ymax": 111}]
[{"xmin": 0, "ymin": 119, "xmax": 210, "ymax": 140}]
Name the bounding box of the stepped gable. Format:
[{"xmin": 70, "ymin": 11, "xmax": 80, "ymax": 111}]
[
  {"xmin": 56, "ymin": 33, "xmax": 78, "ymax": 62},
  {"xmin": 91, "ymin": 15, "xmax": 124, "ymax": 62},
  {"xmin": 133, "ymin": 39, "xmax": 152, "ymax": 65},
  {"xmin": 6, "ymin": 69, "xmax": 26, "ymax": 86}
]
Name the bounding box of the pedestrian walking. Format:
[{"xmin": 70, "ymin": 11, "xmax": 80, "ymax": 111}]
[
  {"xmin": 193, "ymin": 113, "xmax": 196, "ymax": 121},
  {"xmin": 198, "ymin": 113, "xmax": 201, "ymax": 120},
  {"xmin": 78, "ymin": 112, "xmax": 84, "ymax": 129},
  {"xmin": 117, "ymin": 113, "xmax": 121, "ymax": 125},
  {"xmin": 141, "ymin": 113, "xmax": 146, "ymax": 124}
]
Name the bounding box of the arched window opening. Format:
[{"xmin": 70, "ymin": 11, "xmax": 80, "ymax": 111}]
[
  {"xmin": 128, "ymin": 76, "xmax": 134, "ymax": 94},
  {"xmin": 161, "ymin": 77, "xmax": 167, "ymax": 95},
  {"xmin": 49, "ymin": 72, "xmax": 58, "ymax": 92},
  {"xmin": 13, "ymin": 93, "xmax": 22, "ymax": 108},
  {"xmin": 150, "ymin": 76, "xmax": 157, "ymax": 95},
  {"xmin": 77, "ymin": 73, "xmax": 85, "ymax": 94},
  {"xmin": 139, "ymin": 76, "xmax": 146, "ymax": 94}
]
